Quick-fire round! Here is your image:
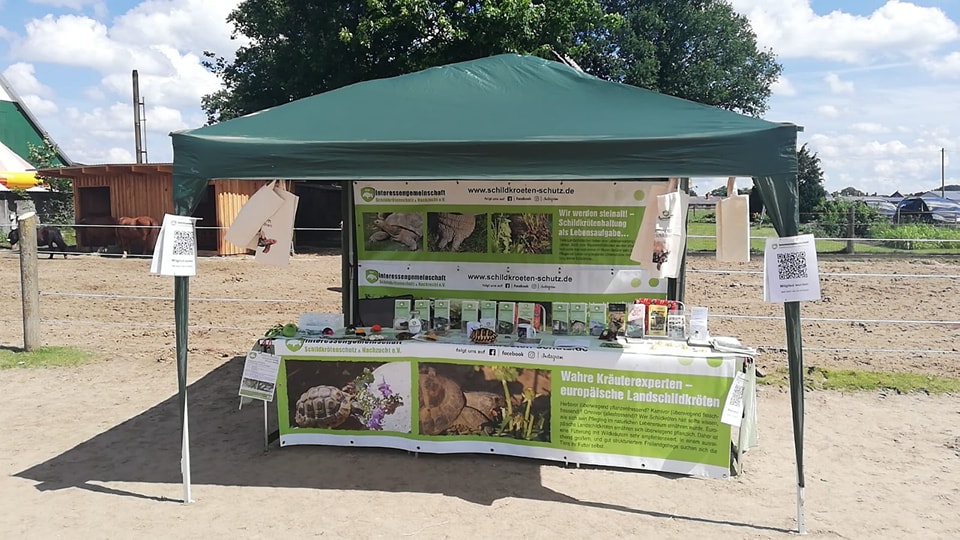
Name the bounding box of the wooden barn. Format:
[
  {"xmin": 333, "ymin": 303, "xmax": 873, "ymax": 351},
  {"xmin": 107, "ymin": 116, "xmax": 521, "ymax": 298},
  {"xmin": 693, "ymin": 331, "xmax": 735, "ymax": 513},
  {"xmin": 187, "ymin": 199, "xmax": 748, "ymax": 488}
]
[{"xmin": 38, "ymin": 163, "xmax": 343, "ymax": 255}]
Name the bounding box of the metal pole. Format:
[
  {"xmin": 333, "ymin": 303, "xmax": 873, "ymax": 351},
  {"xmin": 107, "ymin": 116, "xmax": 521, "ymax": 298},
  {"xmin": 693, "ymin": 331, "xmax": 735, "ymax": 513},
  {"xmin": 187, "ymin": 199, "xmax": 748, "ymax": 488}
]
[
  {"xmin": 133, "ymin": 70, "xmax": 143, "ymax": 164},
  {"xmin": 16, "ymin": 201, "xmax": 41, "ymax": 351},
  {"xmin": 942, "ymin": 148, "xmax": 946, "ymax": 198}
]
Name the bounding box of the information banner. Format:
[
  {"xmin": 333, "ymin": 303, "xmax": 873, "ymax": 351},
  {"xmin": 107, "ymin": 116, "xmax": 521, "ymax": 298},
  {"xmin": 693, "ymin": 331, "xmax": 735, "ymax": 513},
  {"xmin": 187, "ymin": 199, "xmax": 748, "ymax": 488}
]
[
  {"xmin": 353, "ymin": 180, "xmax": 668, "ymax": 308},
  {"xmin": 275, "ymin": 338, "xmax": 739, "ymax": 478}
]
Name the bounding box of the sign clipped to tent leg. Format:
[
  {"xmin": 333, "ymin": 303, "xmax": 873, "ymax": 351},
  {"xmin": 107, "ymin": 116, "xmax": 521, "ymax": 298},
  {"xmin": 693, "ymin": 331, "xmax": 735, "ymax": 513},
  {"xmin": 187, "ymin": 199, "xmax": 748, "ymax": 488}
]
[
  {"xmin": 151, "ymin": 214, "xmax": 200, "ymax": 276},
  {"xmin": 762, "ymin": 234, "xmax": 821, "ymax": 303}
]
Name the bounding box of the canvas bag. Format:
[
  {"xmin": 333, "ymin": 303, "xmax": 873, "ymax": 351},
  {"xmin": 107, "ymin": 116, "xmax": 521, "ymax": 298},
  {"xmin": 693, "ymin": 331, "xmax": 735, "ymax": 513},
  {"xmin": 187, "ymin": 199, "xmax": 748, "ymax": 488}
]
[
  {"xmin": 224, "ymin": 180, "xmax": 285, "ymax": 250},
  {"xmin": 254, "ymin": 184, "xmax": 299, "ymax": 267},
  {"xmin": 631, "ymin": 179, "xmax": 688, "ymax": 278},
  {"xmin": 652, "ymin": 185, "xmax": 689, "ymax": 278},
  {"xmin": 716, "ymin": 176, "xmax": 751, "ymax": 262},
  {"xmin": 630, "ymin": 179, "xmax": 673, "ymax": 268}
]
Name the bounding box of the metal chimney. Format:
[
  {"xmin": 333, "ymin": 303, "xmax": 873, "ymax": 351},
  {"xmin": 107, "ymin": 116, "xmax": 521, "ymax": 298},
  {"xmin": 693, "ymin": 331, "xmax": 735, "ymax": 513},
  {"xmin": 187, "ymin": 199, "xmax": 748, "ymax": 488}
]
[{"xmin": 132, "ymin": 70, "xmax": 148, "ymax": 163}]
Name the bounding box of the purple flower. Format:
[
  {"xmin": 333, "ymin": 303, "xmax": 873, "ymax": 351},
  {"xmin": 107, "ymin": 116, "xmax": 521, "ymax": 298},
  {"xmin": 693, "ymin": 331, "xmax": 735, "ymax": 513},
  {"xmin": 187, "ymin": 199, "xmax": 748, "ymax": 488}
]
[
  {"xmin": 377, "ymin": 379, "xmax": 394, "ymax": 397},
  {"xmin": 366, "ymin": 407, "xmax": 385, "ymax": 430}
]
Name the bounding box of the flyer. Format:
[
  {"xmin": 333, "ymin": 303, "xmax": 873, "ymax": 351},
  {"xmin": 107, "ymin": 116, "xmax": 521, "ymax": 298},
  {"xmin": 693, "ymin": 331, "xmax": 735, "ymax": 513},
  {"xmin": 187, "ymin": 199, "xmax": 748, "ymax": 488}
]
[
  {"xmin": 150, "ymin": 214, "xmax": 199, "ymax": 276},
  {"xmin": 763, "ymin": 234, "xmax": 822, "ymax": 303},
  {"xmin": 238, "ymin": 350, "xmax": 282, "ymax": 402}
]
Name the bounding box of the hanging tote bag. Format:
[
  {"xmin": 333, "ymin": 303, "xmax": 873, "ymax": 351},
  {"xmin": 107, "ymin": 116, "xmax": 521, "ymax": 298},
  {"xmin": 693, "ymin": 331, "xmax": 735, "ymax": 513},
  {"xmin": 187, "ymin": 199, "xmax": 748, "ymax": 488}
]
[
  {"xmin": 224, "ymin": 180, "xmax": 284, "ymax": 250},
  {"xmin": 716, "ymin": 177, "xmax": 751, "ymax": 262},
  {"xmin": 652, "ymin": 185, "xmax": 689, "ymax": 279},
  {"xmin": 631, "ymin": 179, "xmax": 673, "ymax": 270}
]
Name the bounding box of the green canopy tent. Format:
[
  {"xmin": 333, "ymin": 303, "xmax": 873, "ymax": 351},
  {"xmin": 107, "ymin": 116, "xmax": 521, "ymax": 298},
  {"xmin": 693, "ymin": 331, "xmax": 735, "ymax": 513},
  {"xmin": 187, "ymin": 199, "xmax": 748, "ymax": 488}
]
[{"xmin": 170, "ymin": 54, "xmax": 806, "ymax": 531}]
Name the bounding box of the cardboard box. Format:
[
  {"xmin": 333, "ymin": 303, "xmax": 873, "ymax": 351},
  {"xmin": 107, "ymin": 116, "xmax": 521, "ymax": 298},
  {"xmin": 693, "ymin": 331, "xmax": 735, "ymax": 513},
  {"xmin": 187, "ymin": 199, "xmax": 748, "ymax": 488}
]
[
  {"xmin": 517, "ymin": 302, "xmax": 535, "ymax": 327},
  {"xmin": 607, "ymin": 303, "xmax": 626, "ymax": 335},
  {"xmin": 552, "ymin": 302, "xmax": 569, "ymax": 335},
  {"xmin": 461, "ymin": 300, "xmax": 480, "ymax": 333},
  {"xmin": 433, "ymin": 299, "xmax": 451, "ymax": 332},
  {"xmin": 647, "ymin": 304, "xmax": 668, "ymax": 336},
  {"xmin": 497, "ymin": 301, "xmax": 516, "ymax": 334},
  {"xmin": 414, "ymin": 299, "xmax": 432, "ymax": 330},
  {"xmin": 625, "ymin": 303, "xmax": 646, "ymax": 338},
  {"xmin": 480, "ymin": 300, "xmax": 497, "ymax": 321},
  {"xmin": 569, "ymin": 303, "xmax": 587, "ymax": 335},
  {"xmin": 394, "ymin": 299, "xmax": 411, "ymax": 330},
  {"xmin": 588, "ymin": 303, "xmax": 607, "ymax": 336}
]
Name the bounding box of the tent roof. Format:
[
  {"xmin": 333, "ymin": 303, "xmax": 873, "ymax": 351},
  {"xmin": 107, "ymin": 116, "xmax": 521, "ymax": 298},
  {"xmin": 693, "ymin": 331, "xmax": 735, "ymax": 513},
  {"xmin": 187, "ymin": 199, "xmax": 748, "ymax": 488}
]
[{"xmin": 171, "ymin": 54, "xmax": 798, "ymax": 210}]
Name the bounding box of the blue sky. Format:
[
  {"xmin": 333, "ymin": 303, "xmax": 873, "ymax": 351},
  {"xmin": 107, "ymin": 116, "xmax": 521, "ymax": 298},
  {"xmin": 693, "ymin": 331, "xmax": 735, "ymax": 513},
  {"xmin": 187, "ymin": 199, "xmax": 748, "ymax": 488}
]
[{"xmin": 1, "ymin": 0, "xmax": 958, "ymax": 196}]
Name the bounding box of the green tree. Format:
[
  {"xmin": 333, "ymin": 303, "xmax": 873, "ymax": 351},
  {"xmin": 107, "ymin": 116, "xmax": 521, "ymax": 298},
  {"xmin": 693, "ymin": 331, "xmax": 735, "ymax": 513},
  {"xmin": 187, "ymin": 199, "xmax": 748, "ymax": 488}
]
[
  {"xmin": 707, "ymin": 185, "xmax": 727, "ymax": 198},
  {"xmin": 578, "ymin": 0, "xmax": 781, "ymax": 116},
  {"xmin": 838, "ymin": 186, "xmax": 865, "ymax": 197},
  {"xmin": 812, "ymin": 199, "xmax": 882, "ymax": 239},
  {"xmin": 202, "ymin": 0, "xmax": 781, "ymax": 123},
  {"xmin": 202, "ymin": 0, "xmax": 614, "ymax": 123},
  {"xmin": 798, "ymin": 143, "xmax": 827, "ymax": 223},
  {"xmin": 28, "ymin": 138, "xmax": 74, "ymax": 226}
]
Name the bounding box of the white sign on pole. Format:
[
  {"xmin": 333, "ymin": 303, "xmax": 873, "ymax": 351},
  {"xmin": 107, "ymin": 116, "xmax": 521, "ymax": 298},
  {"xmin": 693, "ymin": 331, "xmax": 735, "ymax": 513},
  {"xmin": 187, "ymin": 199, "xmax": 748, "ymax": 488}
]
[
  {"xmin": 150, "ymin": 214, "xmax": 199, "ymax": 276},
  {"xmin": 762, "ymin": 234, "xmax": 821, "ymax": 303}
]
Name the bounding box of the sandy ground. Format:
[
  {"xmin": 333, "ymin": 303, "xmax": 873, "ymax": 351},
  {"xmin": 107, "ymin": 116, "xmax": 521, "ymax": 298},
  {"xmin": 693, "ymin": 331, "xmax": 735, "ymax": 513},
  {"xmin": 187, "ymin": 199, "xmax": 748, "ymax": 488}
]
[{"xmin": 0, "ymin": 251, "xmax": 958, "ymax": 538}]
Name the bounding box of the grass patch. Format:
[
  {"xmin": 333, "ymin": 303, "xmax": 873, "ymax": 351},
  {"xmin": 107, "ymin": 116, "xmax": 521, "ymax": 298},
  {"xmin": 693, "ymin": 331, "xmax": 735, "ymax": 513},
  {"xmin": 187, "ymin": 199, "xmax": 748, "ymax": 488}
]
[
  {"xmin": 760, "ymin": 366, "xmax": 960, "ymax": 395},
  {"xmin": 0, "ymin": 346, "xmax": 96, "ymax": 369}
]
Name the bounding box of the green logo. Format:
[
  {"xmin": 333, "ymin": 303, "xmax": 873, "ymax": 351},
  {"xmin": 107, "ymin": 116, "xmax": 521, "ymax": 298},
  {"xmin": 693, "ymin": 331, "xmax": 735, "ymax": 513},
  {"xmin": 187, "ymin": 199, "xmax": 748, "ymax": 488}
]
[
  {"xmin": 286, "ymin": 339, "xmax": 304, "ymax": 352},
  {"xmin": 360, "ymin": 187, "xmax": 376, "ymax": 202},
  {"xmin": 366, "ymin": 269, "xmax": 380, "ymax": 283}
]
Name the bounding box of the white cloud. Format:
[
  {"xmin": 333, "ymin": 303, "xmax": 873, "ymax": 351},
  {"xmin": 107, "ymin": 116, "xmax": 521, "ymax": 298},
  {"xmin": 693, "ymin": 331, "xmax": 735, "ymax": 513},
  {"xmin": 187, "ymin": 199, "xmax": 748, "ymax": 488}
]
[
  {"xmin": 816, "ymin": 105, "xmax": 841, "ymax": 118},
  {"xmin": 771, "ymin": 75, "xmax": 797, "ymax": 96},
  {"xmin": 824, "ymin": 73, "xmax": 854, "ymax": 94},
  {"xmin": 12, "ymin": 15, "xmax": 172, "ymax": 73},
  {"xmin": 5, "ymin": 1, "xmax": 246, "ymax": 163},
  {"xmin": 851, "ymin": 122, "xmax": 891, "ymax": 135},
  {"xmin": 731, "ymin": 0, "xmax": 960, "ymax": 63},
  {"xmin": 804, "ymin": 130, "xmax": 958, "ymax": 194},
  {"xmin": 921, "ymin": 52, "xmax": 960, "ymax": 78},
  {"xmin": 1, "ymin": 62, "xmax": 54, "ymax": 98}
]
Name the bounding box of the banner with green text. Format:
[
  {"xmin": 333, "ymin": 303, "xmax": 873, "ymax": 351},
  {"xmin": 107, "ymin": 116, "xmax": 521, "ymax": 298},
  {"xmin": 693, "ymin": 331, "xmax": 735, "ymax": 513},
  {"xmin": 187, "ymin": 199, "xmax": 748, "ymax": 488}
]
[
  {"xmin": 352, "ymin": 180, "xmax": 670, "ymax": 329},
  {"xmin": 275, "ymin": 338, "xmax": 741, "ymax": 478}
]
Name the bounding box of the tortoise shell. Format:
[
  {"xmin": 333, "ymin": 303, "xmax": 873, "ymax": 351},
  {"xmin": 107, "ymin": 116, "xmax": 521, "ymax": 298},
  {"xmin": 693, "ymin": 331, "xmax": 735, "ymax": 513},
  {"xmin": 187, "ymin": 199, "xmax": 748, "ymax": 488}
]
[
  {"xmin": 469, "ymin": 327, "xmax": 498, "ymax": 344},
  {"xmin": 294, "ymin": 385, "xmax": 352, "ymax": 428},
  {"xmin": 418, "ymin": 370, "xmax": 466, "ymax": 435}
]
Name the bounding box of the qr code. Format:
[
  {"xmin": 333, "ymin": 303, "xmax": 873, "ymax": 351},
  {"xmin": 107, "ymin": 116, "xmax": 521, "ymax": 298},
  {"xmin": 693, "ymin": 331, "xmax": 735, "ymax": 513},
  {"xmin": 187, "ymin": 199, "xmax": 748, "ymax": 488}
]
[
  {"xmin": 172, "ymin": 230, "xmax": 195, "ymax": 256},
  {"xmin": 728, "ymin": 380, "xmax": 744, "ymax": 410},
  {"xmin": 776, "ymin": 251, "xmax": 807, "ymax": 280}
]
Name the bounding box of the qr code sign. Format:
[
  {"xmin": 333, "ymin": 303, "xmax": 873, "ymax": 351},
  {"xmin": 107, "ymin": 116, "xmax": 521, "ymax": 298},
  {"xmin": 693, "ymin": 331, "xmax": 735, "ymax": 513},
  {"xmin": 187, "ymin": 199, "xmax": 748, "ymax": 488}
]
[
  {"xmin": 776, "ymin": 251, "xmax": 807, "ymax": 280},
  {"xmin": 727, "ymin": 379, "xmax": 744, "ymax": 410},
  {"xmin": 172, "ymin": 229, "xmax": 195, "ymax": 256}
]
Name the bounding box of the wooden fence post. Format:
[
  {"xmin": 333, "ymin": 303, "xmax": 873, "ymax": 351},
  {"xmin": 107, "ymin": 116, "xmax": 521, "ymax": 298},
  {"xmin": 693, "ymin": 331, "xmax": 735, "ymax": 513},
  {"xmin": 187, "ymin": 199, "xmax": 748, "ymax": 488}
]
[
  {"xmin": 844, "ymin": 205, "xmax": 856, "ymax": 254},
  {"xmin": 16, "ymin": 200, "xmax": 41, "ymax": 351}
]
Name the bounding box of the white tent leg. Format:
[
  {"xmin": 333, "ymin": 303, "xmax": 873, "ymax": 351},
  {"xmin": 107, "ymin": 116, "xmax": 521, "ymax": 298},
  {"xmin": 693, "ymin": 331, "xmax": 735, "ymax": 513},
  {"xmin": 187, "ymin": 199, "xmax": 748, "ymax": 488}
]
[
  {"xmin": 797, "ymin": 484, "xmax": 805, "ymax": 534},
  {"xmin": 181, "ymin": 395, "xmax": 193, "ymax": 503}
]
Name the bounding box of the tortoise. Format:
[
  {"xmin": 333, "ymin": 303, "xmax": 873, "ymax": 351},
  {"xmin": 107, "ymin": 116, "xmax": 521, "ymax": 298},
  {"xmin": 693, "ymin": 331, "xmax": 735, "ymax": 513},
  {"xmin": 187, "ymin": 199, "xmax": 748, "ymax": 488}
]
[
  {"xmin": 419, "ymin": 370, "xmax": 502, "ymax": 435},
  {"xmin": 435, "ymin": 213, "xmax": 476, "ymax": 251},
  {"xmin": 370, "ymin": 213, "xmax": 423, "ymax": 250},
  {"xmin": 469, "ymin": 327, "xmax": 498, "ymax": 344},
  {"xmin": 294, "ymin": 385, "xmax": 356, "ymax": 428},
  {"xmin": 419, "ymin": 370, "xmax": 467, "ymax": 435}
]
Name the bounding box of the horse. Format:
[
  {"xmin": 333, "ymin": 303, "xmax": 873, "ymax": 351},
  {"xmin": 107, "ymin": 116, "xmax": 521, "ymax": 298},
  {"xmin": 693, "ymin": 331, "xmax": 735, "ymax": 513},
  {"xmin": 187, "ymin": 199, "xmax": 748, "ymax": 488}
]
[
  {"xmin": 76, "ymin": 215, "xmax": 119, "ymax": 253},
  {"xmin": 7, "ymin": 226, "xmax": 68, "ymax": 259},
  {"xmin": 116, "ymin": 216, "xmax": 160, "ymax": 258}
]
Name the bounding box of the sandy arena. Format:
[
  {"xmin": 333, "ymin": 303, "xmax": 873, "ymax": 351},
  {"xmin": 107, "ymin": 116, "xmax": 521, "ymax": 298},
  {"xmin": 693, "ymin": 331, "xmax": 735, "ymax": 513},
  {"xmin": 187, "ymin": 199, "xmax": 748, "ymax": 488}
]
[{"xmin": 0, "ymin": 252, "xmax": 958, "ymax": 538}]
